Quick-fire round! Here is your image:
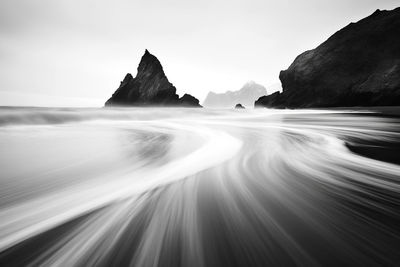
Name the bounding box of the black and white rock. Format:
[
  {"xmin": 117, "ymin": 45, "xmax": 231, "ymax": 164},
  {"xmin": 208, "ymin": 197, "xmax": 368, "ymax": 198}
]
[
  {"xmin": 256, "ymin": 7, "xmax": 400, "ymax": 108},
  {"xmin": 105, "ymin": 50, "xmax": 201, "ymax": 107},
  {"xmin": 235, "ymin": 103, "xmax": 245, "ymax": 109}
]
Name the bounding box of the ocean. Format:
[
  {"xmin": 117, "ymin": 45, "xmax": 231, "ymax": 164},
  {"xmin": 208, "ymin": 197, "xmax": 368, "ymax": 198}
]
[{"xmin": 0, "ymin": 107, "xmax": 399, "ymax": 266}]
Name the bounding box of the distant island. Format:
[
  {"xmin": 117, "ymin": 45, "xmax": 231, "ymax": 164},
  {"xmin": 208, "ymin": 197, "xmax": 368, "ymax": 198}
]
[
  {"xmin": 105, "ymin": 50, "xmax": 201, "ymax": 107},
  {"xmin": 203, "ymin": 81, "xmax": 266, "ymax": 108},
  {"xmin": 256, "ymin": 7, "xmax": 400, "ymax": 108}
]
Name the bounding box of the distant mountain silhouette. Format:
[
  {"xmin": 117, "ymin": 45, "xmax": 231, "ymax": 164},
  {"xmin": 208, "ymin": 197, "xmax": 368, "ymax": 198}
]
[
  {"xmin": 256, "ymin": 7, "xmax": 400, "ymax": 108},
  {"xmin": 204, "ymin": 81, "xmax": 267, "ymax": 108},
  {"xmin": 105, "ymin": 50, "xmax": 201, "ymax": 107}
]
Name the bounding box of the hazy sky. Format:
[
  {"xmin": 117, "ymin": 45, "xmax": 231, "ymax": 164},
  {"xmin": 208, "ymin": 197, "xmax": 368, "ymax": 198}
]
[{"xmin": 0, "ymin": 0, "xmax": 399, "ymax": 106}]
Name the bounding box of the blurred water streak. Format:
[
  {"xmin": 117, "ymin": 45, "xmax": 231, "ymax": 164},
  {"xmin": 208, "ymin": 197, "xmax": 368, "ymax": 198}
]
[{"xmin": 0, "ymin": 107, "xmax": 399, "ymax": 266}]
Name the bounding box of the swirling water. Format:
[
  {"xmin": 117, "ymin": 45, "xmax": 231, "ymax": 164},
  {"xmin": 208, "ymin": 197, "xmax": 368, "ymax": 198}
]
[{"xmin": 0, "ymin": 107, "xmax": 399, "ymax": 266}]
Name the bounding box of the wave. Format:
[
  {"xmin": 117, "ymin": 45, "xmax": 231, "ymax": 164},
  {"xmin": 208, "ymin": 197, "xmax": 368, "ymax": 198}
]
[
  {"xmin": 0, "ymin": 108, "xmax": 399, "ymax": 266},
  {"xmin": 0, "ymin": 107, "xmax": 132, "ymax": 126}
]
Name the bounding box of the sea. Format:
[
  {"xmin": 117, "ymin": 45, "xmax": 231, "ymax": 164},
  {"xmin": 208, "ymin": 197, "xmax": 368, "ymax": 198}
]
[{"xmin": 0, "ymin": 107, "xmax": 399, "ymax": 266}]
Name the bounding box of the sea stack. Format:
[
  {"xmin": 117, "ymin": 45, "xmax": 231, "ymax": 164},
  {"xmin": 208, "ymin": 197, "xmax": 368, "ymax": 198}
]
[
  {"xmin": 256, "ymin": 7, "xmax": 400, "ymax": 108},
  {"xmin": 235, "ymin": 103, "xmax": 245, "ymax": 109},
  {"xmin": 105, "ymin": 50, "xmax": 201, "ymax": 107}
]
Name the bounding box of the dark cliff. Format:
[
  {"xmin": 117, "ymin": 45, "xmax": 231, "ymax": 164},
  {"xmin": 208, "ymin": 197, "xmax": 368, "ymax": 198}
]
[
  {"xmin": 256, "ymin": 7, "xmax": 400, "ymax": 108},
  {"xmin": 105, "ymin": 50, "xmax": 201, "ymax": 107}
]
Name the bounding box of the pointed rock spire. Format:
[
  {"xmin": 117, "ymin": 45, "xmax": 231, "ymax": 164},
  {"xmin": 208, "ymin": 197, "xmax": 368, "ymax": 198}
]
[{"xmin": 105, "ymin": 50, "xmax": 201, "ymax": 107}]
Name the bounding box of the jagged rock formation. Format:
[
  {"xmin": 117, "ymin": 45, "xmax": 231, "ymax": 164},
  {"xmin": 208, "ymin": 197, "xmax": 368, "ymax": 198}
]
[
  {"xmin": 204, "ymin": 81, "xmax": 267, "ymax": 108},
  {"xmin": 256, "ymin": 7, "xmax": 400, "ymax": 108},
  {"xmin": 179, "ymin": 93, "xmax": 201, "ymax": 107},
  {"xmin": 235, "ymin": 103, "xmax": 245, "ymax": 109},
  {"xmin": 105, "ymin": 50, "xmax": 201, "ymax": 107}
]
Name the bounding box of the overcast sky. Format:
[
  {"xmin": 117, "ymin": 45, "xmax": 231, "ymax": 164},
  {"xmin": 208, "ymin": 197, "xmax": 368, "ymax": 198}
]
[{"xmin": 0, "ymin": 0, "xmax": 399, "ymax": 106}]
